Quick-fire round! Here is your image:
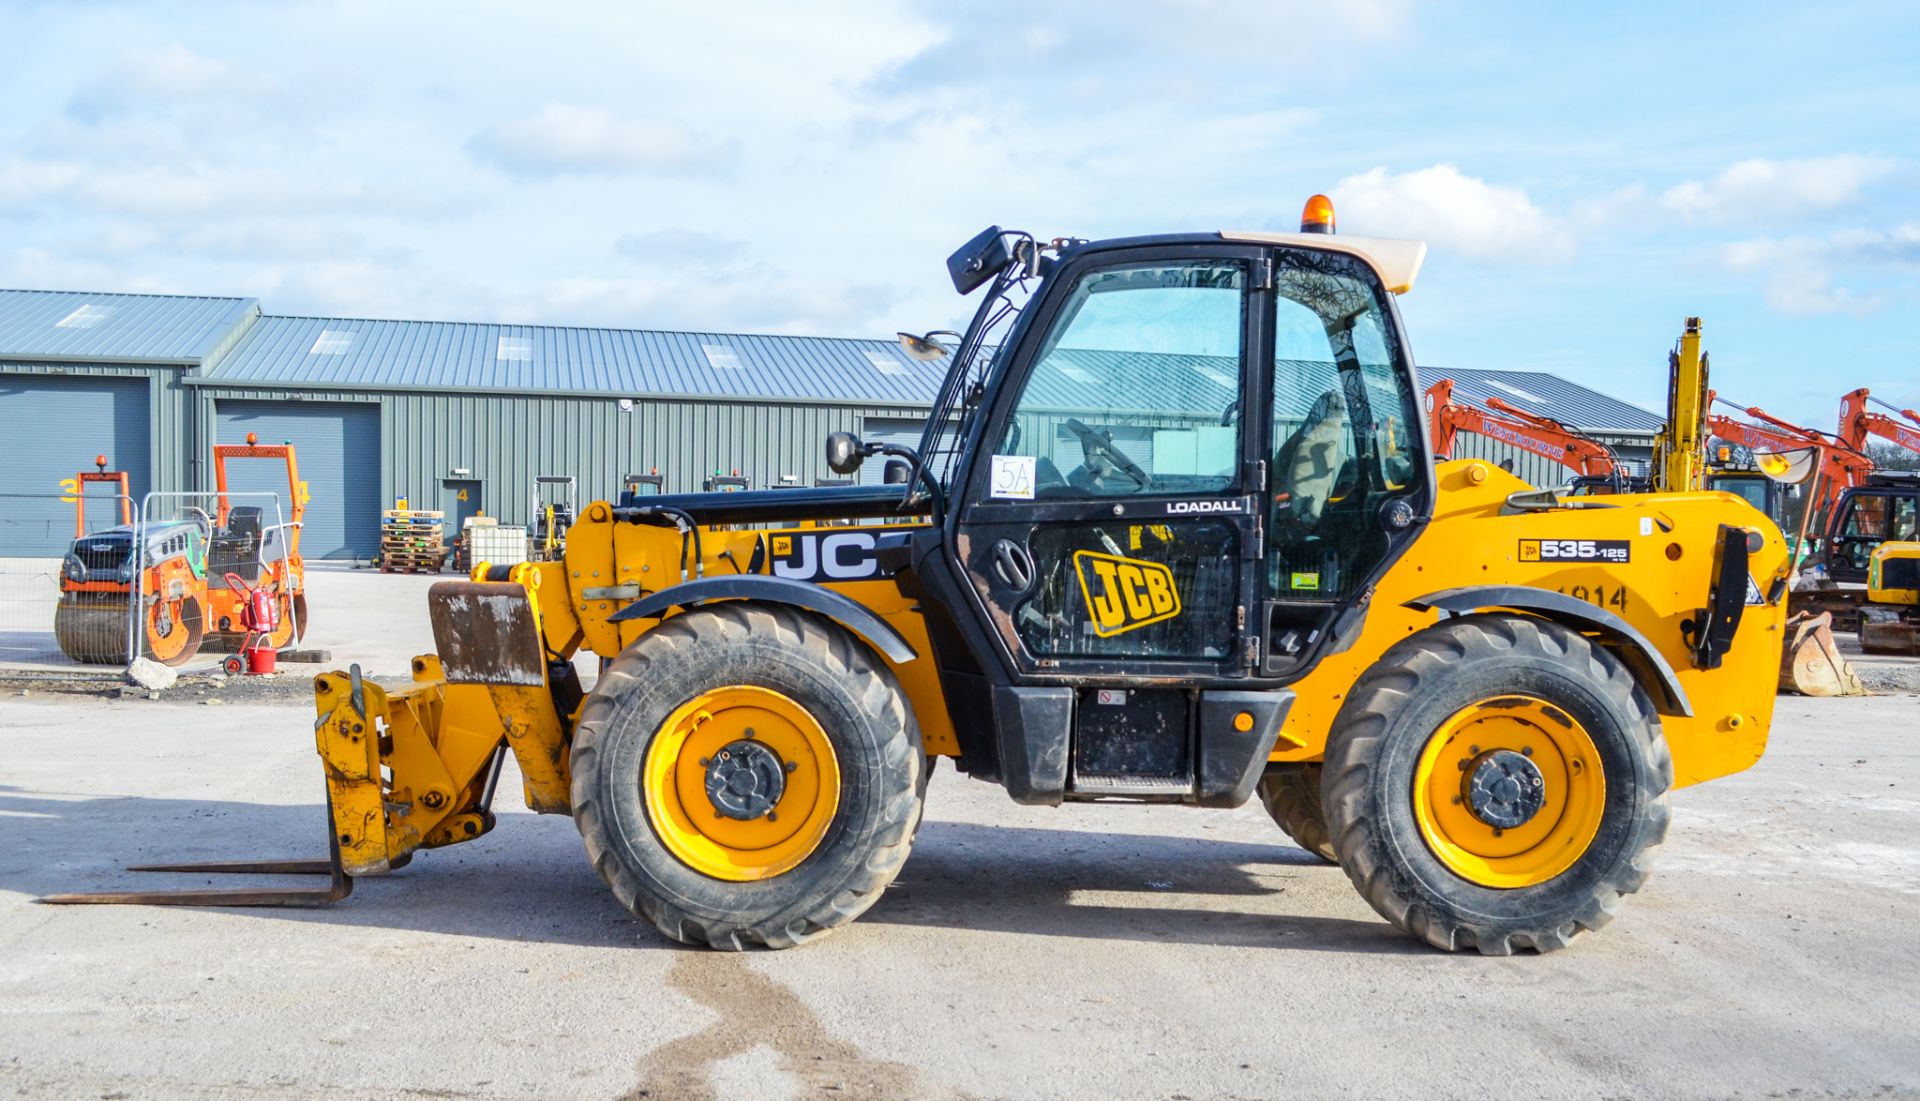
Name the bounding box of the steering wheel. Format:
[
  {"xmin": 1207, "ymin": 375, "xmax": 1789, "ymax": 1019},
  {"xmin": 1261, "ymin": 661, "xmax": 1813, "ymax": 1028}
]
[
  {"xmin": 175, "ymin": 505, "xmax": 214, "ymax": 543},
  {"xmin": 1064, "ymin": 418, "xmax": 1150, "ymax": 491},
  {"xmin": 1279, "ymin": 389, "xmax": 1348, "ymax": 529}
]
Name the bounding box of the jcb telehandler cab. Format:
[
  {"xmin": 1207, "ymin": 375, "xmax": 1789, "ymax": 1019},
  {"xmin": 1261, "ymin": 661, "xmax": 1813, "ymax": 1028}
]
[{"xmin": 48, "ymin": 199, "xmax": 1791, "ymax": 956}]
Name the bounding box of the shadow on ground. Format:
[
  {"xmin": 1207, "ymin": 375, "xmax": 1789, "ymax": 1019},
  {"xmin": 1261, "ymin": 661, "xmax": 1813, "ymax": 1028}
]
[{"xmin": 2, "ymin": 785, "xmax": 1408, "ymax": 955}]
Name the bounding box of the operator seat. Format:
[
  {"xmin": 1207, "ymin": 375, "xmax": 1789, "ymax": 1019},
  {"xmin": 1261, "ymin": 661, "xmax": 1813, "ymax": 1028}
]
[
  {"xmin": 1275, "ymin": 389, "xmax": 1348, "ymax": 530},
  {"xmin": 212, "ymin": 506, "xmax": 266, "ymax": 582}
]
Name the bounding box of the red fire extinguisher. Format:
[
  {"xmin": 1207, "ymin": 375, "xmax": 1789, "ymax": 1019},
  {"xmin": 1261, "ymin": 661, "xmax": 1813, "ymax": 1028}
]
[{"xmin": 222, "ymin": 572, "xmax": 281, "ymax": 675}]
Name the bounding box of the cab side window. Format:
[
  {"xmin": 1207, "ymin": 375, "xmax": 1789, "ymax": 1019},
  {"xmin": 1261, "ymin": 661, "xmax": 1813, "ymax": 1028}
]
[
  {"xmin": 1266, "ymin": 251, "xmax": 1422, "ymax": 603},
  {"xmin": 987, "ymin": 261, "xmax": 1247, "ymax": 500}
]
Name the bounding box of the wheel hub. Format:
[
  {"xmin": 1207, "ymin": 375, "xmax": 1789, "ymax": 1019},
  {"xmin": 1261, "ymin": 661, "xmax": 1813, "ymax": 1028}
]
[
  {"xmin": 704, "ymin": 738, "xmax": 787, "ymax": 820},
  {"xmin": 1463, "ymin": 749, "xmax": 1546, "ymax": 829}
]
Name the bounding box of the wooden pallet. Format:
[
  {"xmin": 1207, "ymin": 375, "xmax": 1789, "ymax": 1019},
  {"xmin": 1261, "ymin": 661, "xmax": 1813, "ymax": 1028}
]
[
  {"xmin": 379, "ymin": 507, "xmax": 449, "ymax": 573},
  {"xmin": 379, "ymin": 549, "xmax": 448, "ymax": 574}
]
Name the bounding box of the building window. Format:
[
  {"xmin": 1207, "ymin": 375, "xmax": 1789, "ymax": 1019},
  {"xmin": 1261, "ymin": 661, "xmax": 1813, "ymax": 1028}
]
[
  {"xmin": 310, "ymin": 330, "xmax": 353, "ymax": 355},
  {"xmin": 56, "ymin": 303, "xmax": 114, "ymax": 329}
]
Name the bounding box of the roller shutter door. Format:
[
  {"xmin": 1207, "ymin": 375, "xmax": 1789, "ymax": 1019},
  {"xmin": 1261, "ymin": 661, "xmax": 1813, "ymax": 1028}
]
[
  {"xmin": 215, "ymin": 400, "xmax": 380, "ymax": 559},
  {"xmin": 0, "ymin": 374, "xmax": 150, "ymax": 555}
]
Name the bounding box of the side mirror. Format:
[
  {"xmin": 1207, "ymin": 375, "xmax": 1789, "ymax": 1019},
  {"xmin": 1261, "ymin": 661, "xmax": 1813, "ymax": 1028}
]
[
  {"xmin": 826, "ymin": 431, "xmax": 865, "ymax": 475},
  {"xmin": 946, "ymin": 225, "xmax": 1012, "ymax": 295},
  {"xmin": 883, "ymin": 459, "xmax": 912, "ymax": 485}
]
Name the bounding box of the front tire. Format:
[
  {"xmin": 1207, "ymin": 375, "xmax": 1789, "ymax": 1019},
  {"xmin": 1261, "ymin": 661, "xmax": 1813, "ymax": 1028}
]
[
  {"xmin": 571, "ymin": 603, "xmax": 922, "ymax": 950},
  {"xmin": 1323, "ymin": 614, "xmax": 1672, "ymax": 955}
]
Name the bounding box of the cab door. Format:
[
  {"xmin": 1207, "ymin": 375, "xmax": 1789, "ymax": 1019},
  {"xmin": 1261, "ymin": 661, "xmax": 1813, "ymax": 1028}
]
[{"xmin": 950, "ymin": 246, "xmax": 1266, "ymax": 682}]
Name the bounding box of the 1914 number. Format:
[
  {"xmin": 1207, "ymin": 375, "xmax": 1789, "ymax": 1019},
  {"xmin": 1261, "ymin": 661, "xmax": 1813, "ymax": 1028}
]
[{"xmin": 1557, "ymin": 582, "xmax": 1628, "ymax": 613}]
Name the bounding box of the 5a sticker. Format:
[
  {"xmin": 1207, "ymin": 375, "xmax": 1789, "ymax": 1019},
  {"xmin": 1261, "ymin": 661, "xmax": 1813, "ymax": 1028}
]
[
  {"xmin": 1519, "ymin": 538, "xmax": 1631, "ymax": 564},
  {"xmin": 1073, "ymin": 550, "xmax": 1181, "ymax": 637},
  {"xmin": 989, "ymin": 454, "xmax": 1036, "ymax": 499}
]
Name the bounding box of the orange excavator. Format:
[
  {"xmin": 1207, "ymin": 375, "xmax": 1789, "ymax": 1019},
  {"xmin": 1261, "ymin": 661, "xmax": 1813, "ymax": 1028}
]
[
  {"xmin": 1707, "ymin": 395, "xmax": 1874, "ymax": 559},
  {"xmin": 1423, "ymin": 378, "xmax": 1632, "ymax": 488},
  {"xmin": 1797, "ymin": 388, "xmax": 1920, "ymax": 627}
]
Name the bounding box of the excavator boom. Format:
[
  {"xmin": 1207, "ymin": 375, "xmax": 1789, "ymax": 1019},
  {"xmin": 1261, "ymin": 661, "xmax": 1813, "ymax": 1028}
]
[
  {"xmin": 1424, "ymin": 378, "xmax": 1619, "ymax": 479},
  {"xmin": 1840, "ymin": 388, "xmax": 1920, "ymax": 456}
]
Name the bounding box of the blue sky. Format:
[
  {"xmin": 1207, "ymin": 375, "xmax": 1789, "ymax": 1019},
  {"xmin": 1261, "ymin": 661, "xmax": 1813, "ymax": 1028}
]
[{"xmin": 0, "ymin": 1, "xmax": 1914, "ymax": 427}]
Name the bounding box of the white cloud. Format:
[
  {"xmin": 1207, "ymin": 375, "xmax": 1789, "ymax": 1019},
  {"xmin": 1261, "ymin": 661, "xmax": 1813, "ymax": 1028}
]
[
  {"xmin": 64, "ymin": 44, "xmax": 273, "ymax": 121},
  {"xmin": 1330, "ymin": 165, "xmax": 1573, "ymax": 264},
  {"xmin": 467, "ymin": 104, "xmax": 729, "ymax": 178},
  {"xmin": 1720, "ymin": 223, "xmax": 1920, "ymax": 315},
  {"xmin": 613, "ymin": 229, "xmax": 748, "ymax": 268},
  {"xmin": 1661, "ymin": 155, "xmax": 1897, "ymax": 225}
]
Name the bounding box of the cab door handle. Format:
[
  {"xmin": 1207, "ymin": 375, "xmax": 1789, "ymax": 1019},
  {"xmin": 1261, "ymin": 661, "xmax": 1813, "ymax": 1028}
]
[{"xmin": 990, "ymin": 539, "xmax": 1034, "ymax": 591}]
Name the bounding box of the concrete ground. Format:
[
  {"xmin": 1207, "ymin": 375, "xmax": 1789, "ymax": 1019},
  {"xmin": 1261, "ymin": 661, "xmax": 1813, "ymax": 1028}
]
[{"xmin": 1, "ymin": 688, "xmax": 1917, "ymax": 1100}]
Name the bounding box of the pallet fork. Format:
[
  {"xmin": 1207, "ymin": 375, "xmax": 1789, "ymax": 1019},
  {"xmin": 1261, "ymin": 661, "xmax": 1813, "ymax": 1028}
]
[
  {"xmin": 35, "ymin": 666, "xmax": 375, "ymax": 908},
  {"xmin": 38, "ymin": 570, "xmax": 565, "ymax": 908}
]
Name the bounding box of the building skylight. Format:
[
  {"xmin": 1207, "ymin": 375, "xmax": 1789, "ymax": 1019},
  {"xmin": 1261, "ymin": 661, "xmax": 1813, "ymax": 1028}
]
[
  {"xmin": 56, "ymin": 304, "xmax": 115, "ymax": 329},
  {"xmin": 863, "ymin": 350, "xmax": 909, "ymax": 377},
  {"xmin": 1488, "ymin": 379, "xmax": 1546, "ymax": 403},
  {"xmin": 310, "ymin": 330, "xmax": 353, "ymax": 355},
  {"xmin": 497, "ymin": 335, "xmax": 534, "ymax": 362},
  {"xmin": 702, "ymin": 344, "xmax": 742, "ymax": 370}
]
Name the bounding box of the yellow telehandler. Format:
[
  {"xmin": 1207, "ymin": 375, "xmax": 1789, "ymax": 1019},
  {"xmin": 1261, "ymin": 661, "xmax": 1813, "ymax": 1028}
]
[{"xmin": 46, "ymin": 198, "xmax": 1792, "ymax": 955}]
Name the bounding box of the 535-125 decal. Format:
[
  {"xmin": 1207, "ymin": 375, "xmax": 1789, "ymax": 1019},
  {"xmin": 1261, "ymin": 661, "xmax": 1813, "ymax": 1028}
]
[{"xmin": 1519, "ymin": 538, "xmax": 1631, "ymax": 564}]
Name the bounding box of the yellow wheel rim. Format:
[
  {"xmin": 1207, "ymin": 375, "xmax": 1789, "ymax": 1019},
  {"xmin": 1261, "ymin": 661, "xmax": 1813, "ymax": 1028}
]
[
  {"xmin": 1411, "ymin": 695, "xmax": 1607, "ymax": 889},
  {"xmin": 643, "ymin": 685, "xmax": 840, "ymax": 882}
]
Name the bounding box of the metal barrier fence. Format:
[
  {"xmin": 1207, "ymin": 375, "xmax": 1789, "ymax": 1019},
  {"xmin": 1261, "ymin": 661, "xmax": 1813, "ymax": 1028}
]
[
  {"xmin": 134, "ymin": 491, "xmax": 298, "ymax": 673},
  {"xmin": 0, "ymin": 489, "xmax": 138, "ymax": 669}
]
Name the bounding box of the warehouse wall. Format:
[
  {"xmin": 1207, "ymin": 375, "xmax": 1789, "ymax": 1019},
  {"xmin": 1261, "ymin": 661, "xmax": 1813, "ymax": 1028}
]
[{"xmin": 188, "ymin": 384, "xmax": 932, "ymax": 533}]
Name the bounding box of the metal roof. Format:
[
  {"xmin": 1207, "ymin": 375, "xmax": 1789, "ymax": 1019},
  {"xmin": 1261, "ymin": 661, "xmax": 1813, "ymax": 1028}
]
[
  {"xmin": 199, "ymin": 314, "xmax": 949, "ymax": 405},
  {"xmin": 0, "ymin": 288, "xmax": 259, "ymax": 365},
  {"xmin": 0, "ymin": 284, "xmax": 1666, "ymax": 434},
  {"xmin": 1420, "ymin": 366, "xmax": 1664, "ymax": 434}
]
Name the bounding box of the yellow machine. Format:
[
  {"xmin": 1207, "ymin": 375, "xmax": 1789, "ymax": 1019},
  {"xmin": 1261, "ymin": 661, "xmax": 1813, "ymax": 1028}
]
[
  {"xmin": 1859, "ymin": 541, "xmax": 1920, "ymax": 654},
  {"xmin": 47, "ymin": 201, "xmax": 1792, "ymax": 956}
]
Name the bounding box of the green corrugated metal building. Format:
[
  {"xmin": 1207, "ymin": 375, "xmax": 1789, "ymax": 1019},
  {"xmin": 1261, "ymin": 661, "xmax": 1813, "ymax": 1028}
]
[{"xmin": 0, "ymin": 286, "xmax": 1663, "ymax": 559}]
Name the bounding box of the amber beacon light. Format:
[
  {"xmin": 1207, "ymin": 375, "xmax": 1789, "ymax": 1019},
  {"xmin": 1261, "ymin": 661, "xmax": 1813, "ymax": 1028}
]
[{"xmin": 1300, "ymin": 193, "xmax": 1336, "ymax": 234}]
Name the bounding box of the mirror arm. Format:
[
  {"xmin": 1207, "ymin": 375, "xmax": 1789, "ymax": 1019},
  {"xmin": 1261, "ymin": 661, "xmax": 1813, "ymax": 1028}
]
[{"xmin": 867, "ymin": 442, "xmax": 946, "ymax": 520}]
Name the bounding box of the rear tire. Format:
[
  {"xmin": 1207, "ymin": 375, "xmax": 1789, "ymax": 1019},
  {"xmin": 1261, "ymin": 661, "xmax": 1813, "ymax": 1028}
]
[
  {"xmin": 1257, "ymin": 764, "xmax": 1336, "ymax": 863},
  {"xmin": 571, "ymin": 603, "xmax": 922, "ymax": 950},
  {"xmin": 1323, "ymin": 614, "xmax": 1672, "ymax": 955}
]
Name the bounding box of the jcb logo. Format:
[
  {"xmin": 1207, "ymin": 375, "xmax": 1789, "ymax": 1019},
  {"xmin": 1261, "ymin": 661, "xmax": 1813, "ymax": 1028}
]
[{"xmin": 1073, "ymin": 550, "xmax": 1180, "ymax": 637}]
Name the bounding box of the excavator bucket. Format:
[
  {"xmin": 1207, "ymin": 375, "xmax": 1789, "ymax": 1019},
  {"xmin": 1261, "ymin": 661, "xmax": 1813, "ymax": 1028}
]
[{"xmin": 1778, "ymin": 611, "xmax": 1866, "ymax": 697}]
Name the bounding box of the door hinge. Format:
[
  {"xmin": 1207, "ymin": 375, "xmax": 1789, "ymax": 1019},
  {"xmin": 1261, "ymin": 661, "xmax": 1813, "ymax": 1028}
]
[{"xmin": 1251, "ymin": 257, "xmax": 1272, "ymax": 291}]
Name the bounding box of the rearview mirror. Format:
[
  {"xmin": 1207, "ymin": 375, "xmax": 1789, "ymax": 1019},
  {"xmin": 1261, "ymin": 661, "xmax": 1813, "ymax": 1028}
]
[
  {"xmin": 826, "ymin": 431, "xmax": 865, "ymax": 475},
  {"xmin": 947, "ymin": 226, "xmax": 1012, "ymax": 295},
  {"xmin": 883, "ymin": 459, "xmax": 912, "ymax": 485}
]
